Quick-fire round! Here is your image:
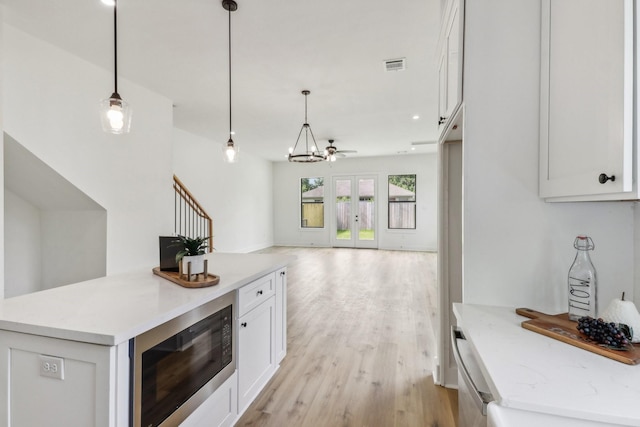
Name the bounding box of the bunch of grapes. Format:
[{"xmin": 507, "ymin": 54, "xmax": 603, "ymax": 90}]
[{"xmin": 576, "ymin": 316, "xmax": 631, "ymax": 350}]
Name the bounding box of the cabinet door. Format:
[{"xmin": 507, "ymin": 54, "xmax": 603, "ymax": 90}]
[
  {"xmin": 539, "ymin": 0, "xmax": 633, "ymax": 200},
  {"xmin": 438, "ymin": 41, "xmax": 449, "ymax": 130},
  {"xmin": 237, "ymin": 296, "xmax": 276, "ymax": 414},
  {"xmin": 445, "ymin": 0, "xmax": 462, "ymax": 119},
  {"xmin": 275, "ymin": 268, "xmax": 287, "ymax": 363},
  {"xmin": 438, "ymin": 0, "xmax": 464, "ymax": 136},
  {"xmin": 0, "ymin": 331, "xmax": 116, "ymax": 427}
]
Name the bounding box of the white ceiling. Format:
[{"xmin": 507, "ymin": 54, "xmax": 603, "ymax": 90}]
[{"xmin": 1, "ymin": 0, "xmax": 440, "ymax": 161}]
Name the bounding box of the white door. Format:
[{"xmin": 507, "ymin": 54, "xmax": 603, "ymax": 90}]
[{"xmin": 331, "ymin": 176, "xmax": 377, "ymax": 249}]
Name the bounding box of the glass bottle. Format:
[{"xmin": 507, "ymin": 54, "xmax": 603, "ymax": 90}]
[{"xmin": 568, "ymin": 235, "xmax": 597, "ymax": 321}]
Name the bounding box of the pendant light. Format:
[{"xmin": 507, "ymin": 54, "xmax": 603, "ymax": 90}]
[
  {"xmin": 222, "ymin": 0, "xmax": 239, "ymax": 163},
  {"xmin": 288, "ymin": 90, "xmax": 325, "ymax": 162},
  {"xmin": 100, "ymin": 0, "xmax": 132, "ymax": 134}
]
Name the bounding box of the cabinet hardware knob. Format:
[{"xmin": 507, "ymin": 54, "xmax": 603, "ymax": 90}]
[
  {"xmin": 438, "ymin": 116, "xmax": 447, "ymax": 125},
  {"xmin": 280, "ymin": 271, "xmax": 286, "ymax": 276},
  {"xmin": 257, "ymin": 290, "xmax": 263, "ymax": 296},
  {"xmin": 598, "ymin": 173, "xmax": 616, "ymax": 184},
  {"xmin": 241, "ymin": 322, "xmax": 247, "ymax": 327}
]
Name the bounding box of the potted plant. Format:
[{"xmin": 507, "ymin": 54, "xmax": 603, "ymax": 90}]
[{"xmin": 173, "ymin": 235, "xmax": 209, "ymax": 276}]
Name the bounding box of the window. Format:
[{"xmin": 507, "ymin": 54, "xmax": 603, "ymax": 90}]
[
  {"xmin": 388, "ymin": 174, "xmax": 416, "ymax": 229},
  {"xmin": 301, "ymin": 177, "xmax": 324, "ymax": 228}
]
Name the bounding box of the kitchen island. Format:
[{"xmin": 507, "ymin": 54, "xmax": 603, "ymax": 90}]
[
  {"xmin": 454, "ymin": 304, "xmax": 640, "ymax": 426},
  {"xmin": 0, "ymin": 252, "xmax": 292, "ymax": 427}
]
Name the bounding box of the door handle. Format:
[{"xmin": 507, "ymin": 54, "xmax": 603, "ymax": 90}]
[{"xmin": 451, "ymin": 327, "xmax": 493, "ymax": 414}]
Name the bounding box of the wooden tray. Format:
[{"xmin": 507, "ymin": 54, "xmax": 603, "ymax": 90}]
[
  {"xmin": 152, "ymin": 267, "xmax": 220, "ymax": 288},
  {"xmin": 516, "ymin": 308, "xmax": 640, "ymax": 365}
]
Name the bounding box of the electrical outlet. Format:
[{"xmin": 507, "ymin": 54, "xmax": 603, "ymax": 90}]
[{"xmin": 39, "ymin": 355, "xmax": 64, "ymax": 380}]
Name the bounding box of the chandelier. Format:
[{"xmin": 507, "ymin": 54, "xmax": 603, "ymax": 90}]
[{"xmin": 288, "ymin": 90, "xmax": 325, "ymax": 162}]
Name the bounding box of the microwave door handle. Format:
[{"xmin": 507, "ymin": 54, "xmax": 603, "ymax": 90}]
[{"xmin": 451, "ymin": 326, "xmax": 493, "ymax": 415}]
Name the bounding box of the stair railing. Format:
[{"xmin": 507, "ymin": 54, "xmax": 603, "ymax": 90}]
[{"xmin": 173, "ymin": 174, "xmax": 213, "ymax": 252}]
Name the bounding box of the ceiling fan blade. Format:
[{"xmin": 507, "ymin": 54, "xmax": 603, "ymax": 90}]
[
  {"xmin": 334, "ymin": 152, "xmax": 347, "ymax": 158},
  {"xmin": 336, "ymin": 150, "xmax": 357, "ymax": 154}
]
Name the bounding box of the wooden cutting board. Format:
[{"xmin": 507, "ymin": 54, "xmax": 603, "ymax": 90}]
[{"xmin": 516, "ymin": 308, "xmax": 640, "ymax": 365}]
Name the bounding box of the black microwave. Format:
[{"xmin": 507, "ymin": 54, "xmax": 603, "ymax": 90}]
[{"xmin": 131, "ymin": 292, "xmax": 235, "ymax": 427}]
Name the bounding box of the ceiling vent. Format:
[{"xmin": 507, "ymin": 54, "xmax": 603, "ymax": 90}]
[{"xmin": 384, "ymin": 58, "xmax": 406, "ymax": 72}]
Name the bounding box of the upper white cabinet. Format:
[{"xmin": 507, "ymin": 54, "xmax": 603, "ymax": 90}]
[
  {"xmin": 438, "ymin": 0, "xmax": 464, "ymax": 140},
  {"xmin": 539, "ymin": 0, "xmax": 635, "ymax": 201}
]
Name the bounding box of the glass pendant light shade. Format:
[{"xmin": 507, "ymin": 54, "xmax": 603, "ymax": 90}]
[
  {"xmin": 223, "ymin": 138, "xmax": 239, "ymax": 163},
  {"xmin": 100, "ymin": 92, "xmax": 132, "ymax": 134},
  {"xmin": 101, "ymin": 0, "xmax": 131, "ymax": 135},
  {"xmin": 222, "ymin": 0, "xmax": 239, "ymax": 163}
]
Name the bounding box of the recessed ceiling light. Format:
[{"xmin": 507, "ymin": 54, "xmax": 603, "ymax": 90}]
[
  {"xmin": 412, "ymin": 115, "xmax": 420, "ymax": 120},
  {"xmin": 411, "ymin": 147, "xmax": 416, "ymax": 151},
  {"xmin": 101, "ymin": 0, "xmax": 115, "ymax": 6}
]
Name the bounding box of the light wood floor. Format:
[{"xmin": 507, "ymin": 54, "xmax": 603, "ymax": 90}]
[{"xmin": 237, "ymin": 247, "xmax": 458, "ymax": 427}]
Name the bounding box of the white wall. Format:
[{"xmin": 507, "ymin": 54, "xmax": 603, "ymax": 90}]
[
  {"xmin": 462, "ymin": 0, "xmax": 636, "ymax": 311},
  {"xmin": 273, "ymin": 153, "xmax": 437, "ymax": 251},
  {"xmin": 4, "ymin": 190, "xmax": 41, "ymax": 297},
  {"xmin": 0, "ymin": 7, "xmax": 5, "ymax": 297},
  {"xmin": 5, "ymin": 192, "xmax": 107, "ymax": 297},
  {"xmin": 40, "ymin": 210, "xmax": 107, "ymax": 290},
  {"xmin": 172, "ymin": 128, "xmax": 274, "ymax": 253},
  {"xmin": 2, "ymin": 25, "xmax": 174, "ymax": 276}
]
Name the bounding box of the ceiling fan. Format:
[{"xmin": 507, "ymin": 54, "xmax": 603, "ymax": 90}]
[{"xmin": 324, "ymin": 139, "xmax": 357, "ymax": 161}]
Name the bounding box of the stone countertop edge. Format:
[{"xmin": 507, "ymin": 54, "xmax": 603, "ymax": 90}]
[
  {"xmin": 453, "ymin": 303, "xmax": 640, "ymax": 427},
  {"xmin": 0, "ymin": 253, "xmax": 294, "ymax": 347}
]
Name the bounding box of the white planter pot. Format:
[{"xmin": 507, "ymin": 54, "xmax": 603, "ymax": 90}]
[{"xmin": 181, "ymin": 254, "xmax": 205, "ymax": 275}]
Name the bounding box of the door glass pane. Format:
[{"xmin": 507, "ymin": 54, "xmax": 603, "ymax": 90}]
[
  {"xmin": 335, "ymin": 179, "xmax": 351, "ymax": 240},
  {"xmin": 358, "ymin": 179, "xmax": 374, "ymax": 241}
]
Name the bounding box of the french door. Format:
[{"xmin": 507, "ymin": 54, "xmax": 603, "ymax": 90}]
[{"xmin": 331, "ymin": 175, "xmax": 377, "ymax": 248}]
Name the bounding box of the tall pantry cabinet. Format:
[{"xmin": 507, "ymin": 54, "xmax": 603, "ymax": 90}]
[{"xmin": 436, "ymin": 0, "xmax": 464, "ymax": 387}]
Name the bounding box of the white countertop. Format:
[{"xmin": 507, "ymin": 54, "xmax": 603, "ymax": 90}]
[
  {"xmin": 454, "ymin": 303, "xmax": 640, "ymax": 426},
  {"xmin": 0, "ymin": 253, "xmax": 292, "ymax": 346}
]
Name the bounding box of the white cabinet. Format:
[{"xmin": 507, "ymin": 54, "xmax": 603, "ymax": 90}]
[
  {"xmin": 437, "ymin": 0, "xmax": 464, "ymax": 139},
  {"xmin": 236, "ymin": 269, "xmax": 287, "ymax": 415},
  {"xmin": 275, "ymin": 268, "xmax": 287, "ymax": 363},
  {"xmin": 0, "ymin": 331, "xmax": 124, "ymax": 427},
  {"xmin": 236, "ymin": 272, "xmax": 281, "ymax": 416},
  {"xmin": 180, "ymin": 372, "xmax": 237, "ymax": 427},
  {"xmin": 237, "ymin": 293, "xmax": 276, "ymax": 414},
  {"xmin": 539, "ymin": 0, "xmax": 635, "ymax": 201},
  {"xmin": 237, "ymin": 272, "xmax": 275, "ymax": 316}
]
